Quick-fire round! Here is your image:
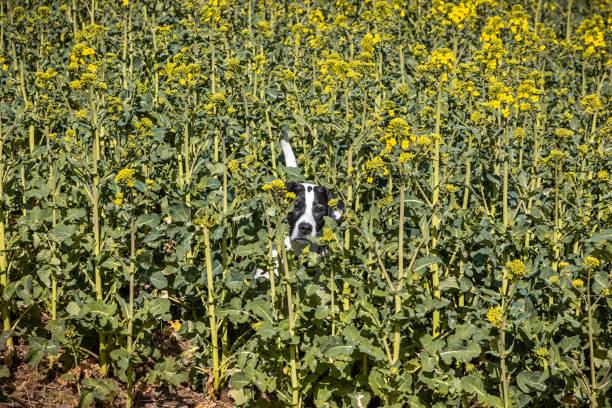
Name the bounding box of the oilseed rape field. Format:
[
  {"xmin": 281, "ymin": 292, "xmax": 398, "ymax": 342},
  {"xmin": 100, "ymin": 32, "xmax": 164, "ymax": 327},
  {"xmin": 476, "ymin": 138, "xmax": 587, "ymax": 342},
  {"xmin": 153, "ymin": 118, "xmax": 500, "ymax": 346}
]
[{"xmin": 0, "ymin": 0, "xmax": 611, "ymax": 407}]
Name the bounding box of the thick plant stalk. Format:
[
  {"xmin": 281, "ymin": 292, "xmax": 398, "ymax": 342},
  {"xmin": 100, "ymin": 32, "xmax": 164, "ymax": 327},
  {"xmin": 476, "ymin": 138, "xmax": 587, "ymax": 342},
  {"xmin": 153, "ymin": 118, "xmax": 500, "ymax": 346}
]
[
  {"xmin": 126, "ymin": 204, "xmax": 136, "ymax": 408},
  {"xmin": 264, "ymin": 213, "xmax": 276, "ymax": 309},
  {"xmin": 431, "ymin": 83, "xmax": 442, "ymax": 337},
  {"xmin": 0, "ymin": 114, "xmax": 11, "ymax": 349},
  {"xmin": 184, "ymin": 123, "xmax": 191, "ymax": 205},
  {"xmin": 204, "ymin": 228, "xmax": 220, "ymax": 393},
  {"xmin": 45, "ymin": 125, "xmax": 58, "ymax": 369},
  {"xmin": 392, "ymin": 182, "xmax": 405, "ymax": 363},
  {"xmin": 500, "ymin": 291, "xmax": 509, "ymax": 408},
  {"xmin": 459, "ymin": 131, "xmax": 473, "ymax": 307},
  {"xmin": 342, "ymin": 150, "xmax": 352, "ymax": 311},
  {"xmin": 278, "ymin": 217, "xmax": 299, "ymax": 407},
  {"xmin": 90, "ymin": 87, "xmax": 107, "ymax": 376},
  {"xmin": 586, "ymin": 268, "xmax": 598, "ymax": 407},
  {"xmin": 500, "ymin": 147, "xmax": 510, "ymax": 408},
  {"xmin": 566, "ymin": 0, "xmax": 573, "ymax": 42}
]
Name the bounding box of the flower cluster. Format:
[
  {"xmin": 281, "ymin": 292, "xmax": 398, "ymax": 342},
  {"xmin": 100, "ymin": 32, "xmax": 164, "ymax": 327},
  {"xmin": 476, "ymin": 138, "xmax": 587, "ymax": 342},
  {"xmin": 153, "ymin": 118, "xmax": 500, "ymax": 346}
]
[
  {"xmin": 505, "ymin": 259, "xmax": 525, "ymax": 281},
  {"xmin": 577, "ymin": 16, "xmax": 607, "ymax": 58},
  {"xmin": 262, "ymin": 179, "xmax": 296, "ymax": 205},
  {"xmin": 584, "ymin": 256, "xmax": 600, "ymax": 270},
  {"xmin": 115, "ymin": 168, "xmax": 136, "ymax": 188},
  {"xmin": 487, "ymin": 305, "xmax": 503, "ymax": 328},
  {"xmin": 321, "ymin": 227, "xmax": 335, "ymax": 243}
]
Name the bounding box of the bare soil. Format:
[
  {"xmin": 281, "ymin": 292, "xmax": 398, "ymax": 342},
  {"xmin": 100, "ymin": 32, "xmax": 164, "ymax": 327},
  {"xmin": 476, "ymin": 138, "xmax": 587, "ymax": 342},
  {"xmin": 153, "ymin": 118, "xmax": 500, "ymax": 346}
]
[{"xmin": 0, "ymin": 340, "xmax": 234, "ymax": 408}]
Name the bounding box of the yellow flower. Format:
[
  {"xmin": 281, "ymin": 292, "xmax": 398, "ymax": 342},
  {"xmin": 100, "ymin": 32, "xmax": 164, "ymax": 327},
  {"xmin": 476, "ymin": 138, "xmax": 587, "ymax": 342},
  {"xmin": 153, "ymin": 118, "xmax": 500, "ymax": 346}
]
[
  {"xmin": 210, "ymin": 92, "xmax": 226, "ymax": 106},
  {"xmin": 401, "ymin": 139, "xmax": 410, "ymax": 149},
  {"xmin": 580, "ymin": 94, "xmax": 602, "ymax": 114},
  {"xmin": 596, "ymin": 170, "xmax": 609, "ymax": 182},
  {"xmin": 584, "ymin": 256, "xmax": 600, "ymax": 270},
  {"xmin": 572, "ymin": 279, "xmax": 584, "ymax": 288},
  {"xmin": 228, "ymin": 159, "xmax": 239, "ymax": 172},
  {"xmin": 123, "ymin": 0, "xmax": 129, "ymax": 5},
  {"xmin": 399, "ymin": 152, "xmax": 414, "ymax": 164},
  {"xmin": 328, "ymin": 198, "xmax": 339, "ymax": 207},
  {"xmin": 75, "ymin": 109, "xmax": 88, "ymax": 118},
  {"xmin": 113, "ymin": 192, "xmax": 124, "ymax": 206},
  {"xmin": 535, "ymin": 347, "xmax": 548, "ymax": 359},
  {"xmin": 115, "ymin": 168, "xmax": 136, "ymax": 187},
  {"xmin": 252, "ymin": 321, "xmax": 262, "ymax": 330},
  {"xmin": 417, "ymin": 135, "xmax": 431, "ymax": 147},
  {"xmin": 321, "ymin": 227, "xmax": 335, "ymax": 243},
  {"xmin": 555, "ymin": 128, "xmax": 574, "ymax": 139},
  {"xmin": 70, "ymin": 80, "xmax": 82, "ymax": 90},
  {"xmin": 170, "ymin": 320, "xmax": 181, "ymax": 332},
  {"xmin": 271, "ymin": 179, "xmax": 285, "ymax": 190},
  {"xmin": 548, "ymin": 275, "xmax": 559, "ymax": 285},
  {"xmin": 505, "ymin": 259, "xmax": 526, "ymax": 281},
  {"xmin": 487, "ymin": 305, "xmax": 503, "ymax": 328},
  {"xmin": 558, "ymin": 261, "xmax": 570, "ymax": 272}
]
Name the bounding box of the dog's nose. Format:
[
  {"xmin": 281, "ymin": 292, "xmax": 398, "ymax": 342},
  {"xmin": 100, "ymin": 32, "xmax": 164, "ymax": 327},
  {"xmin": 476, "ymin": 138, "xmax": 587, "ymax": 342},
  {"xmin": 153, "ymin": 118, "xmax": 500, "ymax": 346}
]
[{"xmin": 298, "ymin": 223, "xmax": 313, "ymax": 235}]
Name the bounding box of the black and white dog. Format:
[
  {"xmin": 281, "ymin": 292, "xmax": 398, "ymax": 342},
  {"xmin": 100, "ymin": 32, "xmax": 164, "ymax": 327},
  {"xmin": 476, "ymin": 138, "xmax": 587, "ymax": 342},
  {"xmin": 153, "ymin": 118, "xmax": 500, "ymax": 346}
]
[
  {"xmin": 281, "ymin": 132, "xmax": 344, "ymax": 250},
  {"xmin": 254, "ymin": 133, "xmax": 344, "ymax": 279}
]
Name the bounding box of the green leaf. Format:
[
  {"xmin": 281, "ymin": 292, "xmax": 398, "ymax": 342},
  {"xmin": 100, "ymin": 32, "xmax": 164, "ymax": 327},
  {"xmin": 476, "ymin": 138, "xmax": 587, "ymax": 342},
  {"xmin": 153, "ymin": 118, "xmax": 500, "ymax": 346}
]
[
  {"xmin": 80, "ymin": 300, "xmax": 118, "ymax": 328},
  {"xmin": 25, "ymin": 337, "xmax": 60, "ymax": 366},
  {"xmin": 248, "ymin": 299, "xmax": 274, "ymax": 323},
  {"xmin": 51, "ymin": 223, "xmax": 76, "ymax": 242},
  {"xmin": 80, "ymin": 378, "xmax": 117, "ymax": 403},
  {"xmin": 324, "ymin": 344, "xmax": 355, "ymax": 360},
  {"xmin": 516, "ymin": 371, "xmax": 547, "ymax": 393},
  {"xmin": 147, "ymin": 358, "xmax": 187, "ymax": 386},
  {"xmin": 136, "ymin": 213, "xmax": 161, "ymax": 228},
  {"xmin": 439, "ymin": 341, "xmax": 480, "ymax": 365},
  {"xmin": 588, "ymin": 229, "xmax": 612, "ymax": 242},
  {"xmin": 149, "ymin": 272, "xmax": 168, "ymax": 289},
  {"xmin": 169, "ymin": 203, "xmax": 191, "ymax": 223},
  {"xmin": 411, "ymin": 256, "xmax": 441, "ymax": 275},
  {"xmin": 229, "ymin": 372, "xmax": 250, "ymax": 389},
  {"xmin": 145, "ymin": 298, "xmax": 171, "ymax": 317},
  {"xmin": 461, "ymin": 374, "xmax": 486, "ymax": 398},
  {"xmin": 368, "ymin": 369, "xmax": 388, "ymax": 397},
  {"xmin": 358, "ymin": 342, "xmax": 386, "ymax": 362}
]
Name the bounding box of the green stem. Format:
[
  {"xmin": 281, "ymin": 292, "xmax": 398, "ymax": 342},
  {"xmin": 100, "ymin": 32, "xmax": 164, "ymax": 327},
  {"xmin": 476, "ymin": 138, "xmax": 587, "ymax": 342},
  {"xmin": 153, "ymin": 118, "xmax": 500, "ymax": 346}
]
[
  {"xmin": 566, "ymin": 0, "xmax": 573, "ymax": 43},
  {"xmin": 184, "ymin": 123, "xmax": 191, "ymax": 205},
  {"xmin": 431, "ymin": 83, "xmax": 442, "ymax": 337},
  {"xmin": 500, "ymin": 291, "xmax": 509, "ymax": 408},
  {"xmin": 45, "ymin": 124, "xmax": 58, "ymax": 369},
  {"xmin": 279, "ymin": 217, "xmax": 299, "ymax": 407},
  {"xmin": 204, "ymin": 229, "xmax": 220, "ymax": 393},
  {"xmin": 586, "ymin": 269, "xmax": 598, "ymax": 407},
  {"xmin": 126, "ymin": 200, "xmax": 136, "ymax": 408},
  {"xmin": 393, "ymin": 182, "xmax": 405, "ymax": 363},
  {"xmin": 0, "ymin": 112, "xmax": 12, "ymax": 349},
  {"xmin": 90, "ymin": 87, "xmax": 107, "ymax": 376}
]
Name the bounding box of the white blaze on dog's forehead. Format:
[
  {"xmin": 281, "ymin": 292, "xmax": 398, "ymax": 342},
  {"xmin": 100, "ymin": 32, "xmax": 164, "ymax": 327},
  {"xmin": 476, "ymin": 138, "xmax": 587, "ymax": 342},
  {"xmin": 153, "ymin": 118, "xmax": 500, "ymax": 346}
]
[{"xmin": 291, "ymin": 183, "xmax": 317, "ymax": 240}]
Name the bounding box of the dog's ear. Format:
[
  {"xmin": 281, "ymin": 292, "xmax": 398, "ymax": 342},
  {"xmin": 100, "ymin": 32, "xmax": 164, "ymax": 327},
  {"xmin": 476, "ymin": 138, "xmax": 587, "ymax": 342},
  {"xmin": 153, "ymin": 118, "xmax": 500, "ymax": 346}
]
[
  {"xmin": 323, "ymin": 187, "xmax": 344, "ymax": 220},
  {"xmin": 285, "ymin": 181, "xmax": 301, "ymax": 195}
]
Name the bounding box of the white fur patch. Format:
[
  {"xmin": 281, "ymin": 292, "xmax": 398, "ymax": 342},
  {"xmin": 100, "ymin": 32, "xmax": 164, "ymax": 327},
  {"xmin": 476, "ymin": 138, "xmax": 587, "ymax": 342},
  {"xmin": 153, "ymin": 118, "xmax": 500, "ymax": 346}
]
[
  {"xmin": 290, "ymin": 183, "xmax": 317, "ymax": 240},
  {"xmin": 280, "ymin": 138, "xmax": 297, "ymax": 168}
]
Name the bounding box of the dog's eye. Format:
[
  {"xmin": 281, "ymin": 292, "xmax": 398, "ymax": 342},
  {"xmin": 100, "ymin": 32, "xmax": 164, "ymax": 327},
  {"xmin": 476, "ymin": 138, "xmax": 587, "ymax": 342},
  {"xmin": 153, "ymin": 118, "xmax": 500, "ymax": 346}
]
[{"xmin": 314, "ymin": 204, "xmax": 325, "ymax": 212}]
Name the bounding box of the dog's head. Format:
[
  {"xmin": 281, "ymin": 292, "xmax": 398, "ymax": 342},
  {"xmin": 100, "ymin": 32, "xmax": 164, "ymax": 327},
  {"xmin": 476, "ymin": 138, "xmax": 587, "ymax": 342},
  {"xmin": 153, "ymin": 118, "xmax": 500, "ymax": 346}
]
[{"xmin": 285, "ymin": 182, "xmax": 344, "ymax": 243}]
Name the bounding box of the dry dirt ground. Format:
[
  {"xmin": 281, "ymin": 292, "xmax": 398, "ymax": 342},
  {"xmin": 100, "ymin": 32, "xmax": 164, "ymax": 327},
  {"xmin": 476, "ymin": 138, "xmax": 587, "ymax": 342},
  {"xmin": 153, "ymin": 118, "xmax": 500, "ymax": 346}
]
[{"xmin": 0, "ymin": 340, "xmax": 234, "ymax": 408}]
